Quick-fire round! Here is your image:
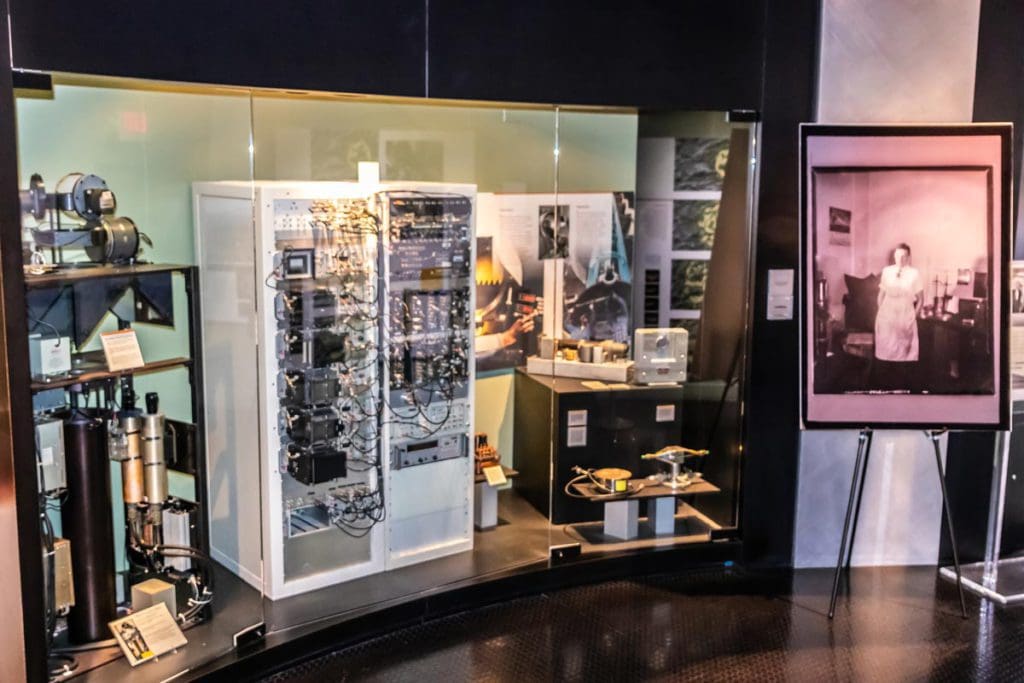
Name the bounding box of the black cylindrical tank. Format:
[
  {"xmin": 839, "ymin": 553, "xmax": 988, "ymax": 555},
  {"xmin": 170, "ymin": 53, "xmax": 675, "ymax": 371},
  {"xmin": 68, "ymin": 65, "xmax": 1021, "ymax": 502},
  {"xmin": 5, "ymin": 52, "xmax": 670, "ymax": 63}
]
[{"xmin": 61, "ymin": 409, "xmax": 116, "ymax": 643}]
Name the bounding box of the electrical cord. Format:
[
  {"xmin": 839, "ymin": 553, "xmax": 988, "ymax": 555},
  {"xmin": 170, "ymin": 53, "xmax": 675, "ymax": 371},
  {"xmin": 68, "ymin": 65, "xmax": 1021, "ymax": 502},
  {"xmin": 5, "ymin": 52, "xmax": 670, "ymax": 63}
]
[
  {"xmin": 329, "ymin": 480, "xmax": 386, "ymax": 538},
  {"xmin": 28, "ymin": 316, "xmax": 63, "ymax": 342},
  {"xmin": 47, "ymin": 652, "xmax": 79, "ymax": 679},
  {"xmin": 53, "ymin": 639, "xmax": 117, "ymax": 653},
  {"xmin": 562, "ymin": 467, "xmax": 644, "ymax": 501}
]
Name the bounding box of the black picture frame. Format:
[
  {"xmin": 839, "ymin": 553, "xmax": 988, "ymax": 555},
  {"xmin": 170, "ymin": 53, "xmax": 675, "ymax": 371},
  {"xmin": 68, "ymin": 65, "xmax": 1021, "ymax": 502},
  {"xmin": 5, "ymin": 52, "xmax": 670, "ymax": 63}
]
[{"xmin": 800, "ymin": 124, "xmax": 1012, "ymax": 431}]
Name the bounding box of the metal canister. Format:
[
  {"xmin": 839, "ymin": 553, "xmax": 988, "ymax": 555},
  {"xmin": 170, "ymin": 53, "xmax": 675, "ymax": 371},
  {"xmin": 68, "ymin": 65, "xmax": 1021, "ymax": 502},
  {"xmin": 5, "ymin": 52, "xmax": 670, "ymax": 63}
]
[
  {"xmin": 593, "ymin": 467, "xmax": 632, "ymax": 493},
  {"xmin": 599, "ymin": 340, "xmax": 628, "ymax": 361},
  {"xmin": 120, "ymin": 415, "xmax": 144, "ymax": 504},
  {"xmin": 141, "ymin": 412, "xmax": 167, "ymax": 504},
  {"xmin": 62, "ymin": 409, "xmax": 116, "ymax": 643}
]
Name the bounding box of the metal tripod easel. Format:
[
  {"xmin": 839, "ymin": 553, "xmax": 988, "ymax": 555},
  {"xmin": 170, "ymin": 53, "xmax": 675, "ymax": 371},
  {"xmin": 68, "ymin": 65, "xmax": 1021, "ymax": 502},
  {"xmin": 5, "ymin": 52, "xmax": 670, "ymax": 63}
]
[{"xmin": 828, "ymin": 428, "xmax": 967, "ymax": 619}]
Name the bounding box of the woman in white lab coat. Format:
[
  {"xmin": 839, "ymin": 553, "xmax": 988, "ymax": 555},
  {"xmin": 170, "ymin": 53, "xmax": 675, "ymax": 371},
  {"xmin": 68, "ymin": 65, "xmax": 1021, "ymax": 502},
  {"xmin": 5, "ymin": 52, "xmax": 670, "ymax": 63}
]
[{"xmin": 875, "ymin": 243, "xmax": 923, "ymax": 362}]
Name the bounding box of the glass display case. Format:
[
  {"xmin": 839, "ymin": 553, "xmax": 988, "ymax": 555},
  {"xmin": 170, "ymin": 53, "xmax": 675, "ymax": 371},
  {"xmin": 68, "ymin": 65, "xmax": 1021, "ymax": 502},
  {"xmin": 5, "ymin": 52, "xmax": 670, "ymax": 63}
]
[
  {"xmin": 12, "ymin": 73, "xmax": 757, "ymax": 679},
  {"xmin": 527, "ymin": 110, "xmax": 755, "ymax": 559}
]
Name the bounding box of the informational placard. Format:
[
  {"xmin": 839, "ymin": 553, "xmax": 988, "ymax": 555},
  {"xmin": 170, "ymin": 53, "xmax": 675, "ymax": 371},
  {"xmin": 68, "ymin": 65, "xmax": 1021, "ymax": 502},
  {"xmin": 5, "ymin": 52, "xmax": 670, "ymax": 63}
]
[
  {"xmin": 109, "ymin": 603, "xmax": 187, "ymax": 667},
  {"xmin": 655, "ymin": 404, "xmax": 676, "ymax": 422},
  {"xmin": 566, "ymin": 426, "xmax": 587, "ymax": 447},
  {"xmin": 100, "ymin": 329, "xmax": 145, "ymax": 371},
  {"xmin": 1011, "ymin": 327, "xmax": 1024, "ymax": 378},
  {"xmin": 767, "ymin": 269, "xmax": 795, "ymax": 321},
  {"xmin": 801, "ymin": 124, "xmax": 1011, "ymax": 430},
  {"xmin": 566, "ymin": 409, "xmax": 588, "ymax": 427},
  {"xmin": 482, "ymin": 465, "xmax": 507, "ymax": 487}
]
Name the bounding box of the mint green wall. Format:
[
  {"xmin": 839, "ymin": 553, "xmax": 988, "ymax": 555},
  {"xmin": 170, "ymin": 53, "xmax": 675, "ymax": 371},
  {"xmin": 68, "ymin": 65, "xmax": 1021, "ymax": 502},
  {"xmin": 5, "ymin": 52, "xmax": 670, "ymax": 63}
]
[
  {"xmin": 17, "ymin": 85, "xmax": 252, "ymax": 264},
  {"xmin": 252, "ymin": 96, "xmax": 557, "ymax": 190},
  {"xmin": 17, "ymin": 84, "xmax": 252, "ymax": 572},
  {"xmin": 17, "ymin": 84, "xmax": 252, "ymax": 431},
  {"xmin": 557, "ymin": 111, "xmax": 638, "ymax": 192}
]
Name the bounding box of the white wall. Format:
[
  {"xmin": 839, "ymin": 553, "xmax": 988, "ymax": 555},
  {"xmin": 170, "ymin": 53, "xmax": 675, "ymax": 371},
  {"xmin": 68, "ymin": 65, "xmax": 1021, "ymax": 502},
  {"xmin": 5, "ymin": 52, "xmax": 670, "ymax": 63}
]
[
  {"xmin": 813, "ymin": 169, "xmax": 989, "ymax": 323},
  {"xmin": 813, "ymin": 172, "xmax": 869, "ymax": 321},
  {"xmin": 794, "ymin": 0, "xmax": 982, "ymax": 568},
  {"xmin": 817, "ymin": 0, "xmax": 981, "ymax": 123},
  {"xmin": 864, "ymin": 170, "xmax": 988, "ymax": 294}
]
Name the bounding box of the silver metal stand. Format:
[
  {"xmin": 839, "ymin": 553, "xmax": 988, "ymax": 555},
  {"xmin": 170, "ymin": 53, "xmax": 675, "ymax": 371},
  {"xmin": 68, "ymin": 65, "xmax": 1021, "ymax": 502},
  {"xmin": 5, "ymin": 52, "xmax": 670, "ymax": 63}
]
[
  {"xmin": 829, "ymin": 429, "xmax": 967, "ymax": 618},
  {"xmin": 928, "ymin": 429, "xmax": 967, "ymax": 617},
  {"xmin": 940, "ymin": 430, "xmax": 1024, "ymax": 605},
  {"xmin": 828, "ymin": 429, "xmax": 872, "ymax": 619}
]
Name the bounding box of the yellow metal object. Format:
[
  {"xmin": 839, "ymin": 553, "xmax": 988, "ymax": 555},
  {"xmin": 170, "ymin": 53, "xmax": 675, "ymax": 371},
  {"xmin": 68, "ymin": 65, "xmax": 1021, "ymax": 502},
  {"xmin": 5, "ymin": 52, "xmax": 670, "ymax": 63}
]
[{"xmin": 593, "ymin": 467, "xmax": 632, "ymax": 492}]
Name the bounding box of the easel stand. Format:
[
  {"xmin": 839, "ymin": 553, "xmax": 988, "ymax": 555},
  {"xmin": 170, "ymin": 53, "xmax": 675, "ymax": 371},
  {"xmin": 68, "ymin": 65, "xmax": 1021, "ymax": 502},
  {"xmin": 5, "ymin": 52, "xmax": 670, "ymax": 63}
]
[
  {"xmin": 828, "ymin": 428, "xmax": 967, "ymax": 619},
  {"xmin": 939, "ymin": 430, "xmax": 1024, "ymax": 605}
]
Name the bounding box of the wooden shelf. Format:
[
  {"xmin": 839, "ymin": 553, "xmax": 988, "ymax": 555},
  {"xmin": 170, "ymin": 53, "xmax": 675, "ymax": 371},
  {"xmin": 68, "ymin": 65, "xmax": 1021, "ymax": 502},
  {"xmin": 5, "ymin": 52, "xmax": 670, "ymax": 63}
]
[
  {"xmin": 30, "ymin": 356, "xmax": 192, "ymax": 392},
  {"xmin": 571, "ymin": 478, "xmax": 720, "ymax": 501},
  {"xmin": 24, "ymin": 263, "xmax": 191, "ymax": 288}
]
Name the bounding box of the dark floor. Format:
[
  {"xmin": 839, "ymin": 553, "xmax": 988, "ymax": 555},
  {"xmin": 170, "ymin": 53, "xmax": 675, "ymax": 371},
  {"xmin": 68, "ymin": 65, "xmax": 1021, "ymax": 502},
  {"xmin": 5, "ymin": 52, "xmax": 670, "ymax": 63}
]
[
  {"xmin": 266, "ymin": 489, "xmax": 719, "ymax": 636},
  {"xmin": 265, "ymin": 489, "xmax": 550, "ymax": 634},
  {"xmin": 260, "ymin": 566, "xmax": 1024, "ymax": 682}
]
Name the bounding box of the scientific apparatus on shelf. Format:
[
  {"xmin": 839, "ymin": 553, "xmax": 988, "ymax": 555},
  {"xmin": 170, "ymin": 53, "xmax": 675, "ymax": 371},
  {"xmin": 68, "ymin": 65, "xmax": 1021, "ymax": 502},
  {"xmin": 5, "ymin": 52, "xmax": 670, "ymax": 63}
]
[
  {"xmin": 20, "ymin": 172, "xmax": 151, "ymax": 268},
  {"xmin": 633, "ymin": 328, "xmax": 688, "ymax": 385},
  {"xmin": 38, "ymin": 385, "xmax": 210, "ymax": 656},
  {"xmin": 640, "ymin": 445, "xmax": 708, "ymax": 489},
  {"xmin": 27, "ymin": 261, "xmax": 210, "ymax": 678}
]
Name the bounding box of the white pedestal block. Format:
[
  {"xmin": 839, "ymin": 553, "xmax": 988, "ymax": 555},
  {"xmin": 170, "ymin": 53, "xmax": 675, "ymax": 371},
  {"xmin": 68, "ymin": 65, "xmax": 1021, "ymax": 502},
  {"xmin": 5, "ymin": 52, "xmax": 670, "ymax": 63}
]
[
  {"xmin": 648, "ymin": 496, "xmax": 677, "ymax": 535},
  {"xmin": 603, "ymin": 499, "xmax": 639, "ymax": 540},
  {"xmin": 474, "ymin": 482, "xmax": 498, "ymax": 530}
]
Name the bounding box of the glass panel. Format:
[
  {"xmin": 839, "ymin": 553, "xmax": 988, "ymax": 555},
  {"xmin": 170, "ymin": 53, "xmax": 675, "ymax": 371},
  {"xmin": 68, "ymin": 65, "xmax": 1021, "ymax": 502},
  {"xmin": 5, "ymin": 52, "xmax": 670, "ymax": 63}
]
[
  {"xmin": 16, "ymin": 80, "xmax": 758, "ymax": 672},
  {"xmin": 16, "ymin": 77, "xmax": 263, "ymax": 678},
  {"xmin": 636, "ymin": 112, "xmax": 755, "ymax": 534},
  {"xmin": 248, "ymin": 94, "xmax": 556, "ymax": 631},
  {"xmin": 545, "ymin": 108, "xmax": 641, "ymax": 553},
  {"xmin": 545, "ymin": 109, "xmax": 755, "ymax": 558}
]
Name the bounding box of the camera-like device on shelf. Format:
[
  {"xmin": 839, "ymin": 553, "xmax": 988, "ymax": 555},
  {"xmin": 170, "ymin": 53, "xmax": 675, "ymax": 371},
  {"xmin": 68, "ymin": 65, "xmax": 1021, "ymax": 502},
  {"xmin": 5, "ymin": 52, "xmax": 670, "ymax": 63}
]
[
  {"xmin": 20, "ymin": 172, "xmax": 151, "ymax": 268},
  {"xmin": 633, "ymin": 328, "xmax": 688, "ymax": 385}
]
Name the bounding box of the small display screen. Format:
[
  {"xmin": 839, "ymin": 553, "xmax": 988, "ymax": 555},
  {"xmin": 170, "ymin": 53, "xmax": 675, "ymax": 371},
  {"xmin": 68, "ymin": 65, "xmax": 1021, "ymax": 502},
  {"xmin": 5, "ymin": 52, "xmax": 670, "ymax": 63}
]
[
  {"xmin": 283, "ymin": 249, "xmax": 314, "ymax": 278},
  {"xmin": 286, "ymin": 255, "xmax": 309, "ymax": 274}
]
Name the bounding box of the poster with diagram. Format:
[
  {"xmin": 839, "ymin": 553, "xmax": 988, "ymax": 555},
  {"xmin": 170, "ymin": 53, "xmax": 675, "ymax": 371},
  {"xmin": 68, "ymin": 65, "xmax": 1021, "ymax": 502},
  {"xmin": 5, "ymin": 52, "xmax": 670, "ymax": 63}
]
[{"xmin": 474, "ymin": 192, "xmax": 633, "ymax": 372}]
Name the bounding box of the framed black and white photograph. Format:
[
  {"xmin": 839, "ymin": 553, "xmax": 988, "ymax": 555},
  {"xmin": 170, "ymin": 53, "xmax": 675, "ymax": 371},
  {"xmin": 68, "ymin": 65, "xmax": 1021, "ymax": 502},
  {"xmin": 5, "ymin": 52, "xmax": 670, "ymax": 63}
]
[
  {"xmin": 828, "ymin": 206, "xmax": 851, "ymax": 246},
  {"xmin": 801, "ymin": 124, "xmax": 1011, "ymax": 430},
  {"xmin": 672, "ymin": 199, "xmax": 719, "ymax": 250},
  {"xmin": 670, "ymin": 259, "xmax": 709, "ymax": 310},
  {"xmin": 674, "ymin": 137, "xmax": 730, "ymax": 191},
  {"xmin": 538, "ymin": 204, "xmax": 569, "ymax": 259}
]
